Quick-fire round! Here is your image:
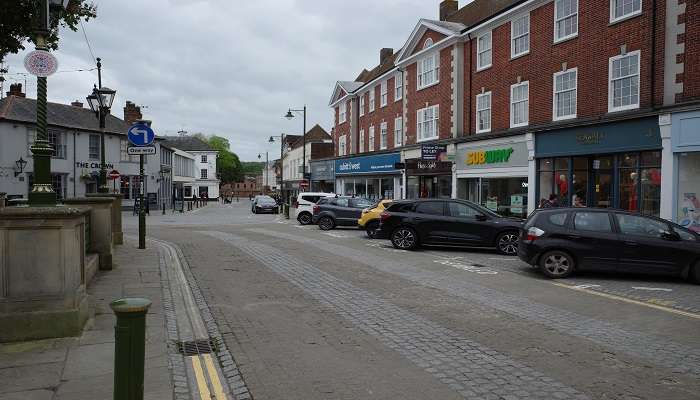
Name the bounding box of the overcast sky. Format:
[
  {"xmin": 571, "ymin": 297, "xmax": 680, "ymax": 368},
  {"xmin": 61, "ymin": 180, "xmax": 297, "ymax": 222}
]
[{"xmin": 3, "ymin": 0, "xmax": 462, "ymax": 160}]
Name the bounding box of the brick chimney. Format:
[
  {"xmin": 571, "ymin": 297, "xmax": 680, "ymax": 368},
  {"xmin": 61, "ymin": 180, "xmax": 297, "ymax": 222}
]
[
  {"xmin": 123, "ymin": 101, "xmax": 142, "ymax": 125},
  {"xmin": 439, "ymin": 0, "xmax": 458, "ymax": 21},
  {"xmin": 380, "ymin": 48, "xmax": 393, "ymax": 64},
  {"xmin": 6, "ymin": 83, "xmax": 25, "ymax": 98},
  {"xmin": 71, "ymin": 100, "xmax": 83, "ymax": 108}
]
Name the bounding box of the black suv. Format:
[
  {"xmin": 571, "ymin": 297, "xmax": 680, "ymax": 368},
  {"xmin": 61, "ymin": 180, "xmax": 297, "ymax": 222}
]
[
  {"xmin": 518, "ymin": 207, "xmax": 700, "ymax": 282},
  {"xmin": 377, "ymin": 199, "xmax": 523, "ymax": 254},
  {"xmin": 312, "ymin": 196, "xmax": 374, "ymax": 230}
]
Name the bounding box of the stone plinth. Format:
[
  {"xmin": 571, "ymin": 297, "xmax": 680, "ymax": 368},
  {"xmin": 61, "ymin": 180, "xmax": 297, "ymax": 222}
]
[
  {"xmin": 63, "ymin": 197, "xmax": 114, "ymax": 271},
  {"xmin": 86, "ymin": 193, "xmax": 123, "ymax": 245},
  {"xmin": 0, "ymin": 206, "xmax": 89, "ymax": 342}
]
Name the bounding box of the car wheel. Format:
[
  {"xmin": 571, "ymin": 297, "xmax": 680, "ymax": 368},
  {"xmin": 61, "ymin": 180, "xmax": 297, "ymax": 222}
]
[
  {"xmin": 318, "ymin": 216, "xmax": 335, "ymax": 231},
  {"xmin": 496, "ymin": 231, "xmax": 519, "ymax": 255},
  {"xmin": 297, "ymin": 212, "xmax": 312, "ymax": 225},
  {"xmin": 690, "ymin": 261, "xmax": 700, "ymax": 284},
  {"xmin": 539, "ymin": 250, "xmax": 575, "ymax": 279},
  {"xmin": 366, "ymin": 221, "xmax": 380, "ymax": 239},
  {"xmin": 391, "ymin": 227, "xmax": 418, "ymax": 250}
]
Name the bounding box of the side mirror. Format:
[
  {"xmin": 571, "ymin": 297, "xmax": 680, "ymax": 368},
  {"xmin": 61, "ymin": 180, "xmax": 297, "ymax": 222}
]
[
  {"xmin": 476, "ymin": 214, "xmax": 488, "ymax": 221},
  {"xmin": 661, "ymin": 230, "xmax": 680, "ymax": 241}
]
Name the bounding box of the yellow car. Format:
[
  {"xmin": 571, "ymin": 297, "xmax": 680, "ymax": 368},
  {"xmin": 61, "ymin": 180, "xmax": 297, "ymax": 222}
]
[{"xmin": 358, "ymin": 199, "xmax": 393, "ymax": 238}]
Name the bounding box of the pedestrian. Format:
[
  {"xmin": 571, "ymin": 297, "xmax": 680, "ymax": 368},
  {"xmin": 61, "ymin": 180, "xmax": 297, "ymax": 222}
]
[
  {"xmin": 192, "ymin": 193, "xmax": 198, "ymax": 208},
  {"xmin": 542, "ymin": 194, "xmax": 559, "ymax": 208}
]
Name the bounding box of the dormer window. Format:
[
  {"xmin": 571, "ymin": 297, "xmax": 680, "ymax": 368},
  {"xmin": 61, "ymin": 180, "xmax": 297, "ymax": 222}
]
[{"xmin": 423, "ymin": 38, "xmax": 433, "ymax": 49}]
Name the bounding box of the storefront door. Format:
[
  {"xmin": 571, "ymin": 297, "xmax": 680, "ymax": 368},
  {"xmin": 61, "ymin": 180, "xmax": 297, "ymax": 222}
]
[{"xmin": 592, "ymin": 156, "xmax": 614, "ymax": 208}]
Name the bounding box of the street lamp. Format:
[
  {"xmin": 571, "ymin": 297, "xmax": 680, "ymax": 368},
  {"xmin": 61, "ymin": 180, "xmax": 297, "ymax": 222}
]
[
  {"xmin": 86, "ymin": 59, "xmax": 117, "ymax": 194},
  {"xmin": 269, "ymin": 134, "xmax": 286, "ymax": 201},
  {"xmin": 14, "ymin": 158, "xmax": 27, "ymax": 177},
  {"xmin": 258, "ymin": 152, "xmax": 269, "ymax": 193},
  {"xmin": 284, "ymin": 105, "xmax": 307, "ymax": 190}
]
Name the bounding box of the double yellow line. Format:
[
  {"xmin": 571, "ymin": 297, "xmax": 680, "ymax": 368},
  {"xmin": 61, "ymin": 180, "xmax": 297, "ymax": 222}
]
[{"xmin": 191, "ymin": 353, "xmax": 227, "ymax": 399}]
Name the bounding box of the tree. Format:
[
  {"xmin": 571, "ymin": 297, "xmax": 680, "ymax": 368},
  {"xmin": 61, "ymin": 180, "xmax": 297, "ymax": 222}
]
[
  {"xmin": 198, "ymin": 134, "xmax": 242, "ymax": 183},
  {"xmin": 0, "ymin": 0, "xmax": 97, "ymax": 63}
]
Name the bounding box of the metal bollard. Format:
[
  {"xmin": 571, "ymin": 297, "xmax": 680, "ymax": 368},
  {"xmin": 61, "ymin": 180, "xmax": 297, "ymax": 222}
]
[
  {"xmin": 162, "ymin": 202, "xmax": 165, "ymax": 215},
  {"xmin": 110, "ymin": 298, "xmax": 152, "ymax": 400}
]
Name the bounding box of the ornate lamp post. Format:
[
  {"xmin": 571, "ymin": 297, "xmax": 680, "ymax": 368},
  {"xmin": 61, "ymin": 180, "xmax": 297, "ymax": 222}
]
[
  {"xmin": 86, "ymin": 71, "xmax": 116, "ymax": 193},
  {"xmin": 14, "ymin": 158, "xmax": 28, "ymax": 177},
  {"xmin": 284, "ymin": 106, "xmax": 307, "ymax": 188},
  {"xmin": 269, "ymin": 134, "xmax": 286, "ymax": 200}
]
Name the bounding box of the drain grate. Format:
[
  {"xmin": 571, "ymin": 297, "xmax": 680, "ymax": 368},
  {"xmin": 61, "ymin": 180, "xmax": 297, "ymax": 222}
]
[{"xmin": 175, "ymin": 338, "xmax": 219, "ymax": 356}]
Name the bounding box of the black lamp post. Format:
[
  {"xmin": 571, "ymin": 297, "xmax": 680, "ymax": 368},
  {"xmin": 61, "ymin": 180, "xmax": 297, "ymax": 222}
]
[
  {"xmin": 86, "ymin": 63, "xmax": 116, "ymax": 194},
  {"xmin": 269, "ymin": 134, "xmax": 286, "ymax": 200},
  {"xmin": 258, "ymin": 152, "xmax": 269, "ymax": 193},
  {"xmin": 285, "ymin": 105, "xmax": 307, "ymax": 189},
  {"xmin": 14, "ymin": 158, "xmax": 27, "ymax": 177}
]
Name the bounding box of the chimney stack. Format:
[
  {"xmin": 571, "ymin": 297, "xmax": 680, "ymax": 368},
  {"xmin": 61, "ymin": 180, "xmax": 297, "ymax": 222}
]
[
  {"xmin": 439, "ymin": 0, "xmax": 458, "ymax": 21},
  {"xmin": 123, "ymin": 101, "xmax": 142, "ymax": 125},
  {"xmin": 380, "ymin": 48, "xmax": 393, "ymax": 64},
  {"xmin": 7, "ymin": 83, "xmax": 25, "ymax": 98},
  {"xmin": 71, "ymin": 100, "xmax": 83, "ymax": 108}
]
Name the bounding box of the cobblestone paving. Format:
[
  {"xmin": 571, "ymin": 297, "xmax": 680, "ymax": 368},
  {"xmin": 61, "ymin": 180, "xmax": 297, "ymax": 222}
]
[
  {"xmin": 200, "ymin": 230, "xmax": 590, "ymax": 400},
  {"xmin": 247, "ymin": 228, "xmax": 700, "ymax": 377}
]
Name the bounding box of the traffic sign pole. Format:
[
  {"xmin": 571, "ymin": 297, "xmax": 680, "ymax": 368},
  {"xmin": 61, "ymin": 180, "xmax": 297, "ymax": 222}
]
[
  {"xmin": 128, "ymin": 120, "xmax": 154, "ymax": 251},
  {"xmin": 139, "ymin": 154, "xmax": 146, "ymax": 250}
]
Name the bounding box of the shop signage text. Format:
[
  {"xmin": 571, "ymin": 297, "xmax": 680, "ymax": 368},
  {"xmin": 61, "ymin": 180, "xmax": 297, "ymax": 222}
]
[
  {"xmin": 466, "ymin": 148, "xmax": 514, "ymax": 165},
  {"xmin": 576, "ymin": 132, "xmax": 605, "ymax": 145},
  {"xmin": 421, "ymin": 144, "xmax": 447, "ymax": 161},
  {"xmin": 335, "ymin": 153, "xmax": 400, "ymax": 175},
  {"xmin": 76, "ymin": 161, "xmax": 115, "ymax": 169}
]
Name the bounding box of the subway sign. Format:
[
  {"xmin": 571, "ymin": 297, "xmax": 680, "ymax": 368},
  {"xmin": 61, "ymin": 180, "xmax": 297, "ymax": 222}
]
[{"xmin": 466, "ymin": 148, "xmax": 514, "ymax": 165}]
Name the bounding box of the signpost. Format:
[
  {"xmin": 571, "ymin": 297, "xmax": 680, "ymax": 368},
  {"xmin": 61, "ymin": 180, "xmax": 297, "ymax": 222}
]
[
  {"xmin": 108, "ymin": 170, "xmax": 120, "ymax": 193},
  {"xmin": 128, "ymin": 121, "xmax": 156, "ymax": 250}
]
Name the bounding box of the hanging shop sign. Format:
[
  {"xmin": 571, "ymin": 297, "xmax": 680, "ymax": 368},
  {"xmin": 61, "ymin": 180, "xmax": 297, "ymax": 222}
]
[{"xmin": 421, "ymin": 144, "xmax": 448, "ymax": 161}]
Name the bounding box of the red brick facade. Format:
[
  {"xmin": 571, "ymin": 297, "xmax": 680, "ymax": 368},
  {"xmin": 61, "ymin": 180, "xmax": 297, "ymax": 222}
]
[
  {"xmin": 679, "ymin": 0, "xmax": 700, "ymax": 103},
  {"xmin": 357, "ymin": 74, "xmax": 403, "ymax": 153}
]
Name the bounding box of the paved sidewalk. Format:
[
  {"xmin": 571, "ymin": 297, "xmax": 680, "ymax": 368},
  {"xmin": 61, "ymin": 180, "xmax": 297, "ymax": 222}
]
[{"xmin": 0, "ymin": 238, "xmax": 173, "ymax": 400}]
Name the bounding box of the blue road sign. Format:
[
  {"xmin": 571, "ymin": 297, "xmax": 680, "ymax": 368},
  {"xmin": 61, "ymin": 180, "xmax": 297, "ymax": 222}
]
[{"xmin": 127, "ymin": 123, "xmax": 155, "ymax": 146}]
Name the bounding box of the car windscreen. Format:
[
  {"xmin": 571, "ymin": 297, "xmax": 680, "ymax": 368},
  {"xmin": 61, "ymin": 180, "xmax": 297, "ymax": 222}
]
[{"xmin": 258, "ymin": 197, "xmax": 276, "ymax": 204}]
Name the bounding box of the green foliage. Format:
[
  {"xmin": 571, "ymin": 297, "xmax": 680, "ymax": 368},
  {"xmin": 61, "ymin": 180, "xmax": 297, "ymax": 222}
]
[
  {"xmin": 240, "ymin": 162, "xmax": 265, "ymax": 176},
  {"xmin": 0, "ymin": 0, "xmax": 97, "ymax": 63}
]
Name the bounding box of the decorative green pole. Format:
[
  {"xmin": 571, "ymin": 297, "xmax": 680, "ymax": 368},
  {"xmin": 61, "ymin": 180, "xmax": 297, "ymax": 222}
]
[
  {"xmin": 28, "ymin": 0, "xmax": 56, "ymax": 206},
  {"xmin": 110, "ymin": 298, "xmax": 152, "ymax": 400}
]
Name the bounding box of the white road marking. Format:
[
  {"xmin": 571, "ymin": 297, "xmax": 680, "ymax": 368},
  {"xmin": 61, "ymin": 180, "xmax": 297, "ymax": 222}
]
[
  {"xmin": 323, "ymin": 232, "xmax": 348, "ymax": 238},
  {"xmin": 572, "ymin": 284, "xmax": 602, "ymax": 290},
  {"xmin": 632, "ymin": 287, "xmax": 673, "ymax": 292},
  {"xmin": 434, "ymin": 259, "xmax": 498, "ymax": 275}
]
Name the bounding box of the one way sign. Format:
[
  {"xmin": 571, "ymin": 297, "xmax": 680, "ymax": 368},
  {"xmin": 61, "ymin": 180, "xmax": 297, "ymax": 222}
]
[{"xmin": 127, "ymin": 123, "xmax": 155, "ymax": 146}]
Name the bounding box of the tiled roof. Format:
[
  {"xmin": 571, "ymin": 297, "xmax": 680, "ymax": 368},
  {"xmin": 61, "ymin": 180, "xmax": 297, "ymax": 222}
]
[
  {"xmin": 338, "ymin": 81, "xmax": 363, "ymax": 93},
  {"xmin": 423, "ymin": 19, "xmax": 466, "ymax": 32},
  {"xmin": 161, "ymin": 136, "xmax": 216, "ymax": 151},
  {"xmin": 354, "ymin": 52, "xmax": 398, "ymax": 88},
  {"xmin": 290, "ymin": 124, "xmax": 331, "ymax": 148},
  {"xmin": 446, "ymin": 0, "xmax": 524, "ymax": 28},
  {"xmin": 0, "ymin": 95, "xmax": 131, "ymax": 135}
]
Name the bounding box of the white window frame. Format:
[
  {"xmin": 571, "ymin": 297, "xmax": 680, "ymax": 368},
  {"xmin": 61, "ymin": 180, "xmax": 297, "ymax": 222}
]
[
  {"xmin": 359, "ymin": 95, "xmax": 365, "ymax": 116},
  {"xmin": 394, "ymin": 73, "xmax": 403, "ymax": 101},
  {"xmin": 339, "ymin": 135, "xmax": 346, "ymax": 156},
  {"xmin": 201, "ymin": 169, "xmax": 208, "ymax": 179},
  {"xmin": 89, "ymin": 134, "xmax": 101, "ymax": 160},
  {"xmin": 610, "ymin": 0, "xmax": 642, "ymax": 24},
  {"xmin": 394, "ymin": 117, "xmax": 403, "ymax": 147},
  {"xmin": 423, "ymin": 38, "xmax": 433, "ymax": 49},
  {"xmin": 380, "ymin": 81, "xmax": 388, "ymax": 107},
  {"xmin": 510, "ymin": 81, "xmax": 530, "ymax": 128},
  {"xmin": 380, "ymin": 122, "xmax": 388, "ymax": 150},
  {"xmin": 339, "ymin": 102, "xmax": 347, "ymax": 123},
  {"xmin": 608, "ymin": 51, "xmax": 641, "ymax": 112},
  {"xmin": 553, "ymin": 68, "xmax": 578, "ymax": 121},
  {"xmin": 417, "ymin": 53, "xmax": 440, "ymax": 90},
  {"xmin": 369, "ymin": 89, "xmax": 375, "ymax": 112},
  {"xmin": 476, "ymin": 92, "xmax": 492, "ymax": 134},
  {"xmin": 359, "ymin": 128, "xmax": 365, "ymax": 153},
  {"xmin": 510, "ymin": 13, "xmax": 530, "ymax": 59},
  {"xmin": 368, "ymin": 126, "xmax": 375, "ymax": 151},
  {"xmin": 416, "ymin": 105, "xmax": 439, "ymax": 142},
  {"xmin": 554, "ymin": 0, "xmax": 579, "ymax": 43},
  {"xmin": 476, "ymin": 31, "xmax": 492, "ymax": 71}
]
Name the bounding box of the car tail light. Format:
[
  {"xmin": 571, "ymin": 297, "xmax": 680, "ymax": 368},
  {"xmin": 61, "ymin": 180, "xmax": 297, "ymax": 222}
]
[
  {"xmin": 313, "ymin": 205, "xmax": 320, "ymax": 214},
  {"xmin": 526, "ymin": 227, "xmax": 545, "ymax": 241},
  {"xmin": 380, "ymin": 211, "xmax": 391, "ymax": 222}
]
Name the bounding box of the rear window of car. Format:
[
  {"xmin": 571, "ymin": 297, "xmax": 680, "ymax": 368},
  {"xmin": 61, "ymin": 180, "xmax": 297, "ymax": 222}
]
[
  {"xmin": 415, "ymin": 202, "xmax": 444, "ymax": 216},
  {"xmin": 573, "ymin": 212, "xmax": 612, "ymax": 233}
]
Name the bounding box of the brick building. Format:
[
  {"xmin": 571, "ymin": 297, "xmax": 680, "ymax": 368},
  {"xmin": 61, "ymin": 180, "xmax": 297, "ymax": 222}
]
[{"xmin": 328, "ymin": 0, "xmax": 700, "ymax": 227}]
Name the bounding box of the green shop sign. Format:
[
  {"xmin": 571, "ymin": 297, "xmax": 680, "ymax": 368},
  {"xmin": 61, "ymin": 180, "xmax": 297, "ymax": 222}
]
[{"xmin": 466, "ymin": 148, "xmax": 514, "ymax": 165}]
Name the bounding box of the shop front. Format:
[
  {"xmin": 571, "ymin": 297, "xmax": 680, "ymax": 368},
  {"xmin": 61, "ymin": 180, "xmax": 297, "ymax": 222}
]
[
  {"xmin": 671, "ymin": 110, "xmax": 700, "ymax": 232},
  {"xmin": 335, "ymin": 153, "xmax": 401, "ymax": 200},
  {"xmin": 310, "ymin": 159, "xmax": 335, "ymax": 193},
  {"xmin": 405, "ymin": 159, "xmax": 453, "ymax": 199},
  {"xmin": 535, "ymin": 117, "xmax": 662, "ymax": 216},
  {"xmin": 455, "ymin": 135, "xmax": 531, "ymax": 218}
]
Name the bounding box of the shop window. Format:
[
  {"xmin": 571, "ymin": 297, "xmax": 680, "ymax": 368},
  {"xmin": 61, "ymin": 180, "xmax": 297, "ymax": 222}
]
[
  {"xmin": 481, "ymin": 177, "xmax": 528, "ymax": 217},
  {"xmin": 615, "ymin": 213, "xmax": 668, "ymax": 238},
  {"xmin": 573, "ymin": 212, "xmax": 612, "ymax": 232},
  {"xmin": 677, "ymin": 152, "xmax": 700, "ymax": 232},
  {"xmin": 640, "ymin": 151, "xmax": 661, "ymax": 216},
  {"xmin": 415, "ymin": 201, "xmax": 444, "ymax": 216},
  {"xmin": 572, "ymin": 157, "xmax": 588, "ymax": 207},
  {"xmin": 592, "ymin": 156, "xmax": 614, "ymax": 208}
]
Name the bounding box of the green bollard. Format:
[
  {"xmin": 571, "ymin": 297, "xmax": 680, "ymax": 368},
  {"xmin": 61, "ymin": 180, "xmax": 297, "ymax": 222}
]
[{"xmin": 110, "ymin": 298, "xmax": 152, "ymax": 400}]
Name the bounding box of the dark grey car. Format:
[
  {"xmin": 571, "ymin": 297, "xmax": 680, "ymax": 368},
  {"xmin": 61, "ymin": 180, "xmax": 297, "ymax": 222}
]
[{"xmin": 312, "ymin": 196, "xmax": 373, "ymax": 230}]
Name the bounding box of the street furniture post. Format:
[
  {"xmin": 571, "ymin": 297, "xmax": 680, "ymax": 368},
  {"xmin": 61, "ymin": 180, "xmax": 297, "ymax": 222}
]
[
  {"xmin": 110, "ymin": 298, "xmax": 151, "ymax": 400},
  {"xmin": 139, "ymin": 154, "xmax": 146, "ymax": 249}
]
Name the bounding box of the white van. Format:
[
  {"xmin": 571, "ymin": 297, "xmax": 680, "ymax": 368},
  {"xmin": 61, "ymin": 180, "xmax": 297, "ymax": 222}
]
[{"xmin": 294, "ymin": 192, "xmax": 336, "ymax": 225}]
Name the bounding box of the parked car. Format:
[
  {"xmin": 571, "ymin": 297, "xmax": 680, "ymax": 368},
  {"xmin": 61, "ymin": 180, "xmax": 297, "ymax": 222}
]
[
  {"xmin": 312, "ymin": 196, "xmax": 374, "ymax": 230},
  {"xmin": 377, "ymin": 199, "xmax": 523, "ymax": 254},
  {"xmin": 251, "ymin": 195, "xmax": 279, "ymax": 214},
  {"xmin": 294, "ymin": 192, "xmax": 336, "ymax": 225},
  {"xmin": 358, "ymin": 199, "xmax": 393, "ymax": 238},
  {"xmin": 518, "ymin": 207, "xmax": 700, "ymax": 282}
]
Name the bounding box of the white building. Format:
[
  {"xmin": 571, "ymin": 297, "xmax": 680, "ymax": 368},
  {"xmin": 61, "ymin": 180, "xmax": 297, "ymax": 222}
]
[
  {"xmin": 0, "ymin": 90, "xmax": 167, "ymax": 209},
  {"xmin": 161, "ymin": 136, "xmax": 220, "ymax": 199}
]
